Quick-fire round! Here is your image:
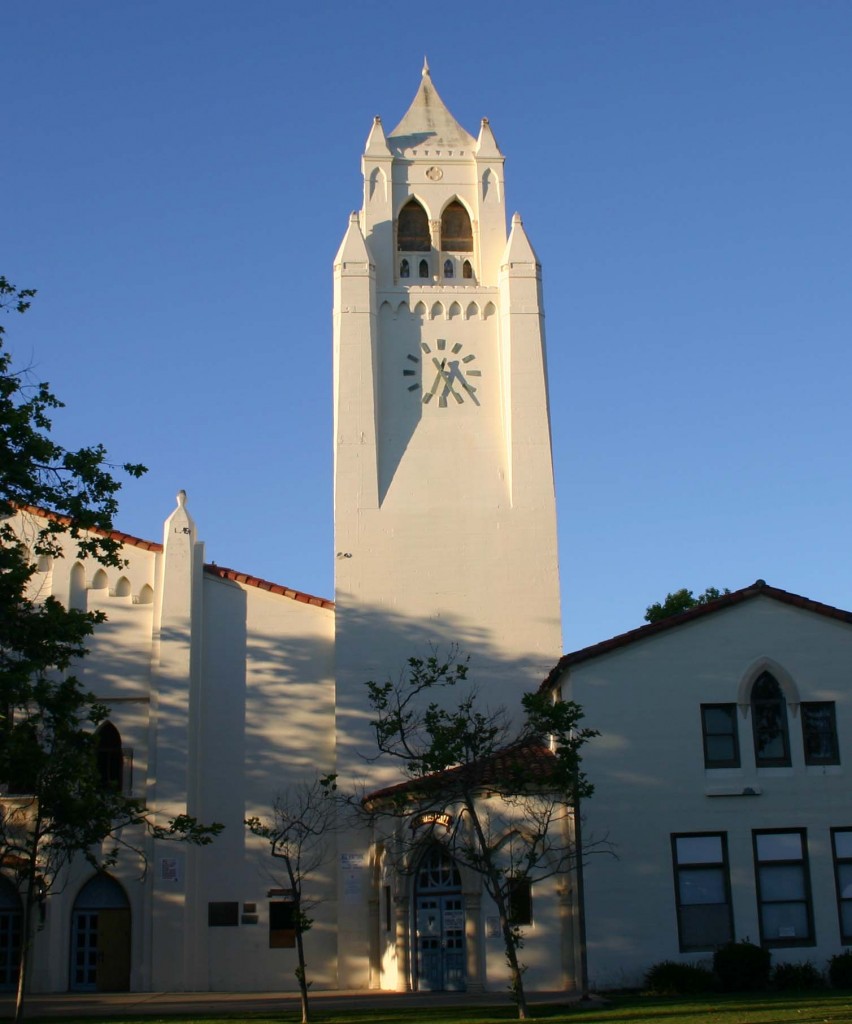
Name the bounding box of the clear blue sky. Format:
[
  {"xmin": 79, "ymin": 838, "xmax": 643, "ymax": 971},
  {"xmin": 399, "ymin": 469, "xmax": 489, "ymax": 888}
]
[{"xmin": 4, "ymin": 1, "xmax": 851, "ymax": 653}]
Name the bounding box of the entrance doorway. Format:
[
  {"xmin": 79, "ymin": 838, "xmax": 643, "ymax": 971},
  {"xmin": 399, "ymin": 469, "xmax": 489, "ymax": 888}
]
[
  {"xmin": 70, "ymin": 874, "xmax": 130, "ymax": 992},
  {"xmin": 414, "ymin": 846, "xmax": 465, "ymax": 991},
  {"xmin": 0, "ymin": 875, "xmax": 22, "ymax": 991}
]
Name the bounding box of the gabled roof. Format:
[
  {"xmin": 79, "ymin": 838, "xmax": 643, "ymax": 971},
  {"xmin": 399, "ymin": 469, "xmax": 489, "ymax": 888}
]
[
  {"xmin": 388, "ymin": 61, "xmax": 476, "ymax": 153},
  {"xmin": 365, "ymin": 740, "xmax": 556, "ymax": 809},
  {"xmin": 14, "ymin": 503, "xmax": 163, "ymax": 552},
  {"xmin": 542, "ymin": 579, "xmax": 852, "ymax": 691}
]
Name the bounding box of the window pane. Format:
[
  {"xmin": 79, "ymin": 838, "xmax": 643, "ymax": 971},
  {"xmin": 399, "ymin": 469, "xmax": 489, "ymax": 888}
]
[
  {"xmin": 756, "ymin": 832, "xmax": 803, "ymax": 860},
  {"xmin": 841, "ymin": 901, "xmax": 852, "ymax": 939},
  {"xmin": 680, "ymin": 903, "xmax": 733, "ymax": 949},
  {"xmin": 679, "ymin": 868, "xmax": 726, "ymax": 905},
  {"xmin": 803, "ymin": 703, "xmax": 839, "ymax": 764},
  {"xmin": 760, "ymin": 864, "xmax": 806, "ymax": 901},
  {"xmin": 704, "ymin": 706, "xmax": 734, "ymax": 731},
  {"xmin": 676, "ymin": 835, "xmax": 723, "ymax": 864},
  {"xmin": 838, "ymin": 863, "xmax": 852, "ymax": 900},
  {"xmin": 761, "ymin": 901, "xmax": 809, "ymax": 940},
  {"xmin": 836, "ymin": 831, "xmax": 852, "ymax": 859},
  {"xmin": 706, "ymin": 735, "xmax": 736, "ymax": 762}
]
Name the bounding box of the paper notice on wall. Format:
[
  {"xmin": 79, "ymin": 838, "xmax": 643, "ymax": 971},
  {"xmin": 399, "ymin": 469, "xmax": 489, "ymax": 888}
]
[
  {"xmin": 160, "ymin": 854, "xmax": 184, "ymax": 884},
  {"xmin": 341, "ymin": 852, "xmax": 365, "ymax": 904}
]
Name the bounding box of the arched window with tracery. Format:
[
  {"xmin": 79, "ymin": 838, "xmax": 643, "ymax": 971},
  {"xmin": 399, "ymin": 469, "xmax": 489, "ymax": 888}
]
[
  {"xmin": 441, "ymin": 201, "xmax": 473, "ymax": 252},
  {"xmin": 751, "ymin": 672, "xmax": 791, "ymax": 767},
  {"xmin": 398, "ymin": 200, "xmax": 431, "ymax": 252},
  {"xmin": 96, "ymin": 722, "xmax": 124, "ymax": 791}
]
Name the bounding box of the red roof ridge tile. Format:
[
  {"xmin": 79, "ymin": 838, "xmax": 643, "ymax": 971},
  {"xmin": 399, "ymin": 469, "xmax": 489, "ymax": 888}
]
[
  {"xmin": 542, "ymin": 579, "xmax": 852, "ymax": 690},
  {"xmin": 204, "ymin": 563, "xmax": 334, "ymax": 610}
]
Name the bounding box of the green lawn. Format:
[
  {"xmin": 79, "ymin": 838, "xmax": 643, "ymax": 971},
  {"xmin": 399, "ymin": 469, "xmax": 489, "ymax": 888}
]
[{"xmin": 32, "ymin": 992, "xmax": 852, "ymax": 1024}]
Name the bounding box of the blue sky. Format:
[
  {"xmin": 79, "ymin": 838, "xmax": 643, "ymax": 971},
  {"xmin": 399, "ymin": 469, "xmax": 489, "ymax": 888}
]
[{"xmin": 4, "ymin": 1, "xmax": 851, "ymax": 653}]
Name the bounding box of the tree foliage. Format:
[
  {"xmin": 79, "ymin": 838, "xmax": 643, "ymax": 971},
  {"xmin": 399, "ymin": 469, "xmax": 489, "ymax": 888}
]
[
  {"xmin": 0, "ymin": 277, "xmax": 221, "ymax": 1022},
  {"xmin": 246, "ymin": 774, "xmax": 338, "ymax": 1024},
  {"xmin": 364, "ymin": 651, "xmax": 598, "ymax": 1019},
  {"xmin": 644, "ymin": 586, "xmax": 731, "ymax": 624}
]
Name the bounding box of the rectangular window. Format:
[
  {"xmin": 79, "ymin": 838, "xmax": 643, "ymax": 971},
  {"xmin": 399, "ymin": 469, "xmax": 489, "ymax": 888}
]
[
  {"xmin": 701, "ymin": 704, "xmax": 740, "ymax": 768},
  {"xmin": 269, "ymin": 900, "xmax": 296, "ymax": 948},
  {"xmin": 753, "ymin": 830, "xmax": 813, "ymax": 947},
  {"xmin": 508, "ymin": 878, "xmax": 533, "ymax": 926},
  {"xmin": 832, "ymin": 829, "xmax": 852, "ymax": 943},
  {"xmin": 208, "ymin": 901, "xmax": 239, "ymax": 927},
  {"xmin": 383, "ymin": 885, "xmax": 392, "ymax": 932},
  {"xmin": 671, "ymin": 833, "xmax": 734, "ymax": 951},
  {"xmin": 802, "ymin": 703, "xmax": 839, "ymax": 765}
]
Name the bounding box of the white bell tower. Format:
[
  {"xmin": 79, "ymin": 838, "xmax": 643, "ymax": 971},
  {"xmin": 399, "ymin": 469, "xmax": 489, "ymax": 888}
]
[{"xmin": 332, "ymin": 65, "xmax": 563, "ymax": 984}]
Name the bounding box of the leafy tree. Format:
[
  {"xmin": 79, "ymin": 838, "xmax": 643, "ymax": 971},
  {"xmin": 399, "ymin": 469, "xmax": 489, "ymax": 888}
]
[
  {"xmin": 363, "ymin": 651, "xmax": 598, "ymax": 1020},
  {"xmin": 644, "ymin": 586, "xmax": 731, "ymax": 624},
  {"xmin": 246, "ymin": 774, "xmax": 339, "ymax": 1024},
  {"xmin": 0, "ymin": 277, "xmax": 222, "ymax": 1022}
]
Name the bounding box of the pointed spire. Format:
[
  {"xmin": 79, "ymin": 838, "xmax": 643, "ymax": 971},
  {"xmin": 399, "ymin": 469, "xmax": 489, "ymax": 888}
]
[
  {"xmin": 422, "ymin": 55, "xmax": 430, "ymax": 77},
  {"xmin": 364, "ymin": 115, "xmax": 391, "ymax": 157},
  {"xmin": 475, "ymin": 116, "xmax": 503, "ymax": 158},
  {"xmin": 388, "ymin": 63, "xmax": 475, "ymax": 152},
  {"xmin": 502, "ymin": 213, "xmax": 540, "ymax": 268},
  {"xmin": 334, "ymin": 212, "xmax": 371, "ymax": 267}
]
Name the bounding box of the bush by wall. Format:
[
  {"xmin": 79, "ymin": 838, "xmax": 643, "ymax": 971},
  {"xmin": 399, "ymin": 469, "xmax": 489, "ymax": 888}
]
[
  {"xmin": 771, "ymin": 960, "xmax": 824, "ymax": 990},
  {"xmin": 828, "ymin": 950, "xmax": 852, "ymax": 988},
  {"xmin": 644, "ymin": 960, "xmax": 716, "ymax": 995},
  {"xmin": 713, "ymin": 940, "xmax": 772, "ymax": 992}
]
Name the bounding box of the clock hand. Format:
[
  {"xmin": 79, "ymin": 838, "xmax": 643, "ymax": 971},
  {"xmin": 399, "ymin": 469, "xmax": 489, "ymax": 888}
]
[{"xmin": 431, "ymin": 357, "xmax": 463, "ymax": 403}]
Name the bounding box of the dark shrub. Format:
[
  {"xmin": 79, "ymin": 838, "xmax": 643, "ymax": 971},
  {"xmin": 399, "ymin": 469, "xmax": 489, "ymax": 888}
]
[
  {"xmin": 828, "ymin": 950, "xmax": 852, "ymax": 988},
  {"xmin": 644, "ymin": 960, "xmax": 716, "ymax": 995},
  {"xmin": 772, "ymin": 960, "xmax": 824, "ymax": 990},
  {"xmin": 713, "ymin": 940, "xmax": 771, "ymax": 991}
]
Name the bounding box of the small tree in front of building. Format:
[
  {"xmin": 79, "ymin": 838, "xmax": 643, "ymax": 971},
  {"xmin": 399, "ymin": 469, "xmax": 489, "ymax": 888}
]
[
  {"xmin": 246, "ymin": 774, "xmax": 339, "ymax": 1024},
  {"xmin": 363, "ymin": 651, "xmax": 598, "ymax": 1021},
  {"xmin": 0, "ymin": 277, "xmax": 222, "ymax": 1023}
]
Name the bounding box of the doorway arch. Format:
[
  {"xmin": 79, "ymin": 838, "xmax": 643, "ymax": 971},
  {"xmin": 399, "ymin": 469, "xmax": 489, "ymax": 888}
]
[
  {"xmin": 413, "ymin": 845, "xmax": 466, "ymax": 992},
  {"xmin": 70, "ymin": 873, "xmax": 130, "ymax": 992},
  {"xmin": 0, "ymin": 875, "xmax": 22, "ymax": 991}
]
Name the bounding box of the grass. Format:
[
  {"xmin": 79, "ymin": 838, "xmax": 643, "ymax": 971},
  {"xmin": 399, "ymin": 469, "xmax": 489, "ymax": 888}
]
[{"xmin": 27, "ymin": 992, "xmax": 852, "ymax": 1024}]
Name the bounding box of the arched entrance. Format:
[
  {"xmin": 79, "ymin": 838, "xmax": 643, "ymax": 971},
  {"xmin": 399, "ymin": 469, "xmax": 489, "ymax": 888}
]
[
  {"xmin": 0, "ymin": 875, "xmax": 22, "ymax": 991},
  {"xmin": 70, "ymin": 873, "xmax": 130, "ymax": 992},
  {"xmin": 414, "ymin": 846, "xmax": 466, "ymax": 992}
]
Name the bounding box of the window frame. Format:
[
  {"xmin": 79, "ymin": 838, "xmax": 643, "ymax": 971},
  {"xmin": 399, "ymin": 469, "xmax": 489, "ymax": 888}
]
[
  {"xmin": 752, "ymin": 828, "xmax": 814, "ymax": 948},
  {"xmin": 700, "ymin": 703, "xmax": 741, "ymax": 769},
  {"xmin": 831, "ymin": 828, "xmax": 852, "ymax": 943},
  {"xmin": 801, "ymin": 702, "xmax": 840, "ymax": 766},
  {"xmin": 671, "ymin": 832, "xmax": 734, "ymax": 952}
]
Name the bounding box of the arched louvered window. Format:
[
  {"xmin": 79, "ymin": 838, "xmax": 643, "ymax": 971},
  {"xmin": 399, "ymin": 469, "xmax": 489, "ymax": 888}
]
[
  {"xmin": 441, "ymin": 201, "xmax": 473, "ymax": 252},
  {"xmin": 96, "ymin": 722, "xmax": 124, "ymax": 791},
  {"xmin": 463, "ymin": 260, "xmax": 473, "ymax": 279},
  {"xmin": 400, "ymin": 259, "xmax": 410, "ymax": 279},
  {"xmin": 398, "ymin": 200, "xmax": 431, "ymax": 252},
  {"xmin": 419, "ymin": 259, "xmax": 430, "ymax": 279},
  {"xmin": 751, "ymin": 672, "xmax": 791, "ymax": 767},
  {"xmin": 444, "ymin": 259, "xmax": 454, "ymax": 279}
]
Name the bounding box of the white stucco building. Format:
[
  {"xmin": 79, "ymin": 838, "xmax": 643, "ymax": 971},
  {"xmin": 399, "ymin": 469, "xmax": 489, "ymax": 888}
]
[{"xmin": 4, "ymin": 68, "xmax": 851, "ymax": 998}]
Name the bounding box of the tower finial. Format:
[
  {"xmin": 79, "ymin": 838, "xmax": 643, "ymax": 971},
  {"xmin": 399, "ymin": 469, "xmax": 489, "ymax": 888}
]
[{"xmin": 422, "ymin": 55, "xmax": 430, "ymax": 77}]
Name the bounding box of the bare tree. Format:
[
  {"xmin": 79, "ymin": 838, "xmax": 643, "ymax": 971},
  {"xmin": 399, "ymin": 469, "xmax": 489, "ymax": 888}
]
[
  {"xmin": 246, "ymin": 774, "xmax": 338, "ymax": 1024},
  {"xmin": 362, "ymin": 651, "xmax": 599, "ymax": 1020}
]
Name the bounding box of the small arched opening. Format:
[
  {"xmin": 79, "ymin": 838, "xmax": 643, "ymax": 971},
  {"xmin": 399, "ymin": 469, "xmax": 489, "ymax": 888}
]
[{"xmin": 96, "ymin": 722, "xmax": 124, "ymax": 792}]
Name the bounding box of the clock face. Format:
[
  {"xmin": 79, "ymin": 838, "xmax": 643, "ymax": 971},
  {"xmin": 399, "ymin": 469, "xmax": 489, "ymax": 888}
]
[{"xmin": 402, "ymin": 337, "xmax": 482, "ymax": 408}]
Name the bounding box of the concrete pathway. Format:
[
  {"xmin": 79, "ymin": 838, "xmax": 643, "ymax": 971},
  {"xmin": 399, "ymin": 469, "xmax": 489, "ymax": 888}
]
[{"xmin": 1, "ymin": 988, "xmax": 595, "ymax": 1020}]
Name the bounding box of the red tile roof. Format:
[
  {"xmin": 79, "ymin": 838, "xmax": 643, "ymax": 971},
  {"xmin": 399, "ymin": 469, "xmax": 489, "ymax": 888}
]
[
  {"xmin": 365, "ymin": 740, "xmax": 557, "ymax": 808},
  {"xmin": 204, "ymin": 564, "xmax": 334, "ymax": 610},
  {"xmin": 15, "ymin": 504, "xmax": 334, "ymax": 609},
  {"xmin": 542, "ymin": 579, "xmax": 852, "ymax": 691},
  {"xmin": 15, "ymin": 504, "xmax": 163, "ymax": 552}
]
